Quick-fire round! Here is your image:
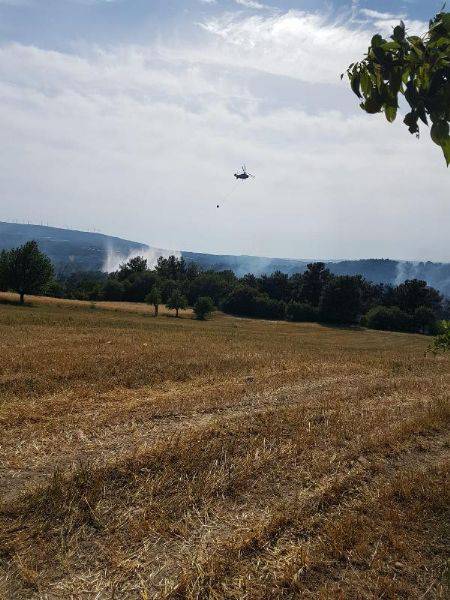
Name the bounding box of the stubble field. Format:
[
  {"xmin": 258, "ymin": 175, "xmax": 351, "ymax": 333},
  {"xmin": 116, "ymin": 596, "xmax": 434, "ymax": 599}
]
[{"xmin": 0, "ymin": 292, "xmax": 448, "ymax": 599}]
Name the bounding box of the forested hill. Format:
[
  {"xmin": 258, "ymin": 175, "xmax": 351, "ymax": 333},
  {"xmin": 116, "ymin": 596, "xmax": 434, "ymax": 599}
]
[
  {"xmin": 181, "ymin": 251, "xmax": 311, "ymax": 276},
  {"xmin": 1, "ymin": 222, "xmax": 449, "ymax": 295},
  {"xmin": 0, "ymin": 222, "xmax": 146, "ymax": 273}
]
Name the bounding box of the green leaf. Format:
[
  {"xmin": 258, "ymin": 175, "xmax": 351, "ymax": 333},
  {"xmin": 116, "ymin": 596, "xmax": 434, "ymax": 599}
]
[
  {"xmin": 431, "ymin": 120, "xmax": 450, "ymax": 145},
  {"xmin": 351, "ymin": 73, "xmax": 362, "ymax": 98},
  {"xmin": 389, "ymin": 68, "xmax": 402, "ymax": 94},
  {"xmin": 392, "ymin": 23, "xmax": 405, "ymax": 43},
  {"xmin": 382, "ymin": 41, "xmax": 400, "ymax": 51},
  {"xmin": 417, "ymin": 106, "xmax": 428, "ymax": 126},
  {"xmin": 372, "ymin": 46, "xmax": 386, "ymax": 64},
  {"xmin": 428, "ymin": 36, "xmax": 450, "ymax": 49},
  {"xmin": 441, "ymin": 136, "xmax": 450, "ymax": 166},
  {"xmin": 343, "ymin": 10, "xmax": 450, "ymax": 166},
  {"xmin": 360, "ymin": 70, "xmax": 372, "ymax": 95},
  {"xmin": 385, "ymin": 105, "xmax": 397, "ymax": 122},
  {"xmin": 441, "ymin": 13, "xmax": 450, "ymax": 33},
  {"xmin": 371, "ymin": 34, "xmax": 384, "ymax": 47},
  {"xmin": 363, "ymin": 95, "xmax": 383, "ymax": 114},
  {"xmin": 404, "ymin": 112, "xmax": 416, "ymax": 127},
  {"xmin": 404, "ymin": 112, "xmax": 419, "ymax": 135}
]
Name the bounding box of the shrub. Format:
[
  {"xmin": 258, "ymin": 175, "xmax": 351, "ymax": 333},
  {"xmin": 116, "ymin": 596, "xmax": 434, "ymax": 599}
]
[
  {"xmin": 88, "ymin": 284, "xmax": 103, "ymax": 301},
  {"xmin": 101, "ymin": 278, "xmax": 124, "ymax": 301},
  {"xmin": 222, "ymin": 287, "xmax": 286, "ymax": 320},
  {"xmin": 286, "ymin": 301, "xmax": 318, "ymax": 322},
  {"xmin": 363, "ymin": 305, "xmax": 413, "ymax": 332},
  {"xmin": 222, "ymin": 286, "xmax": 261, "ymax": 317},
  {"xmin": 254, "ymin": 297, "xmax": 286, "ymax": 320},
  {"xmin": 187, "ymin": 273, "xmax": 230, "ymax": 306},
  {"xmin": 44, "ymin": 279, "xmax": 65, "ymax": 299},
  {"xmin": 194, "ymin": 296, "xmax": 215, "ymax": 320},
  {"xmin": 414, "ymin": 306, "xmax": 437, "ymax": 334},
  {"xmin": 428, "ymin": 321, "xmax": 450, "ymax": 354}
]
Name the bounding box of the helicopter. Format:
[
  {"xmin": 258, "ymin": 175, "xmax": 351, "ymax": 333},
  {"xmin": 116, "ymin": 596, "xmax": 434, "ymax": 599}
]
[
  {"xmin": 234, "ymin": 165, "xmax": 255, "ymax": 180},
  {"xmin": 217, "ymin": 166, "xmax": 255, "ymax": 208}
]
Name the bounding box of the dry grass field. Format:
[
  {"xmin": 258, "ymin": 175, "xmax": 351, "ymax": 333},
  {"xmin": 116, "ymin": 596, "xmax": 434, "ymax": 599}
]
[{"xmin": 0, "ymin": 292, "xmax": 449, "ymax": 599}]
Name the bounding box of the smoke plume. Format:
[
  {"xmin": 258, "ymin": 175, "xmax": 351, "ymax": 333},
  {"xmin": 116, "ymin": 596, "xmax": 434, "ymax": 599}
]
[{"xmin": 103, "ymin": 244, "xmax": 181, "ymax": 273}]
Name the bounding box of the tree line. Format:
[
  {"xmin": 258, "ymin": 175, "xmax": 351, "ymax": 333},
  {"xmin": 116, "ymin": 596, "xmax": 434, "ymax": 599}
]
[{"xmin": 1, "ymin": 241, "xmax": 449, "ymax": 335}]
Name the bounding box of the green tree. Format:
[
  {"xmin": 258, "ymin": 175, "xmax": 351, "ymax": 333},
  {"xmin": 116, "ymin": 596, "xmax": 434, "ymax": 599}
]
[
  {"xmin": 241, "ymin": 273, "xmax": 258, "ymax": 288},
  {"xmin": 319, "ymin": 276, "xmax": 362, "ymax": 324},
  {"xmin": 300, "ymin": 263, "xmax": 331, "ymax": 307},
  {"xmin": 194, "ymin": 296, "xmax": 215, "ymax": 320},
  {"xmin": 259, "ymin": 271, "xmax": 291, "ymax": 302},
  {"xmin": 146, "ymin": 287, "xmax": 162, "ymax": 317},
  {"xmin": 103, "ymin": 278, "xmax": 124, "ymax": 301},
  {"xmin": 428, "ymin": 321, "xmax": 450, "ymax": 353},
  {"xmin": 156, "ymin": 255, "xmax": 188, "ymax": 281},
  {"xmin": 167, "ymin": 290, "xmax": 188, "ymax": 317},
  {"xmin": 222, "ymin": 286, "xmax": 261, "ymax": 317},
  {"xmin": 117, "ymin": 256, "xmax": 147, "ymax": 281},
  {"xmin": 0, "ymin": 250, "xmax": 9, "ymax": 291},
  {"xmin": 187, "ymin": 272, "xmax": 231, "ymax": 306},
  {"xmin": 254, "ymin": 297, "xmax": 286, "ymax": 320},
  {"xmin": 2, "ymin": 241, "xmax": 53, "ymax": 304},
  {"xmin": 123, "ymin": 271, "xmax": 158, "ymax": 302},
  {"xmin": 363, "ymin": 305, "xmax": 413, "ymax": 332},
  {"xmin": 393, "ymin": 279, "xmax": 442, "ymax": 314},
  {"xmin": 344, "ymin": 11, "xmax": 450, "ymax": 165},
  {"xmin": 414, "ymin": 305, "xmax": 437, "ymax": 334},
  {"xmin": 63, "ymin": 271, "xmax": 107, "ymax": 301},
  {"xmin": 286, "ymin": 301, "xmax": 318, "ymax": 322},
  {"xmin": 44, "ymin": 279, "xmax": 65, "ymax": 299},
  {"xmin": 160, "ymin": 279, "xmax": 179, "ymax": 303}
]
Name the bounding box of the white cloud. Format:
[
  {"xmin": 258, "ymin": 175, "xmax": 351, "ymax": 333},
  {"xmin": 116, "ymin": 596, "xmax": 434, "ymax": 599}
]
[
  {"xmin": 234, "ymin": 0, "xmax": 268, "ymax": 9},
  {"xmin": 358, "ymin": 7, "xmax": 426, "ymax": 37},
  {"xmin": 199, "ymin": 10, "xmax": 371, "ymax": 84},
  {"xmin": 198, "ymin": 9, "xmax": 428, "ymax": 84},
  {"xmin": 0, "ymin": 8, "xmax": 447, "ymax": 262},
  {"xmin": 359, "ymin": 9, "xmax": 404, "ymax": 21}
]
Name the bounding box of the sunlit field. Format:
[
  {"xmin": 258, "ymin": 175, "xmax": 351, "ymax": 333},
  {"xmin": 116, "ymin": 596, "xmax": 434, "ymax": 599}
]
[{"xmin": 0, "ymin": 293, "xmax": 448, "ymax": 599}]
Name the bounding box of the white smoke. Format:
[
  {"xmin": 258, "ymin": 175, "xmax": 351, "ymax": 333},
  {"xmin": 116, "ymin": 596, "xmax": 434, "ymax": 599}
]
[
  {"xmin": 103, "ymin": 244, "xmax": 181, "ymax": 273},
  {"xmin": 395, "ymin": 261, "xmax": 450, "ymax": 297},
  {"xmin": 394, "ymin": 261, "xmax": 420, "ymax": 286}
]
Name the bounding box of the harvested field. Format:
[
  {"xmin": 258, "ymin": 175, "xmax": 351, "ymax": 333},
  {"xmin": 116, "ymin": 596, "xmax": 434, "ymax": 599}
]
[{"xmin": 0, "ymin": 293, "xmax": 449, "ymax": 599}]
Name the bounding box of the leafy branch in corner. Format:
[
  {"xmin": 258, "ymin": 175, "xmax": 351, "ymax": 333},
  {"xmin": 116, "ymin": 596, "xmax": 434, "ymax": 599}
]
[{"xmin": 343, "ymin": 9, "xmax": 450, "ymax": 166}]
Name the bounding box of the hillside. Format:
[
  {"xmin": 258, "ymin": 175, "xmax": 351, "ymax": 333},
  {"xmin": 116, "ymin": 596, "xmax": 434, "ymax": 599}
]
[
  {"xmin": 0, "ymin": 222, "xmax": 147, "ymax": 273},
  {"xmin": 1, "ymin": 222, "xmax": 450, "ymax": 295},
  {"xmin": 0, "ymin": 294, "xmax": 448, "ymax": 597}
]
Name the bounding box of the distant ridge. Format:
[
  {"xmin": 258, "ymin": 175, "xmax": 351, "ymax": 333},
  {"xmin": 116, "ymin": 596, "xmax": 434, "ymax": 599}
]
[
  {"xmin": 0, "ymin": 222, "xmax": 148, "ymax": 273},
  {"xmin": 1, "ymin": 222, "xmax": 449, "ymax": 296}
]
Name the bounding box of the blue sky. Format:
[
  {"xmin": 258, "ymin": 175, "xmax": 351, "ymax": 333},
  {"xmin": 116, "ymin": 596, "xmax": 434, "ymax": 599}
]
[
  {"xmin": 0, "ymin": 1, "xmax": 439, "ymax": 49},
  {"xmin": 0, "ymin": 0, "xmax": 448, "ymax": 262}
]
